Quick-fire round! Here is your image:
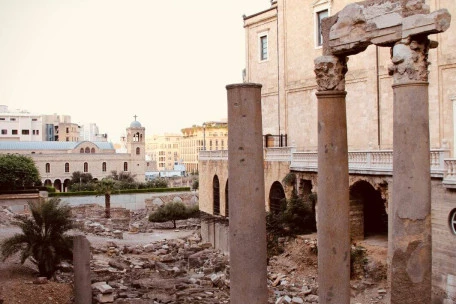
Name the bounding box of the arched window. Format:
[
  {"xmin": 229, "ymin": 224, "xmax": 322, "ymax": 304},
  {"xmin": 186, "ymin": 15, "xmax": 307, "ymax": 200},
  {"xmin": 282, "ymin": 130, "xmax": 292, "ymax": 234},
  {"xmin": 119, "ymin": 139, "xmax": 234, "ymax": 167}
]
[
  {"xmin": 83, "ymin": 162, "xmax": 88, "ymax": 173},
  {"xmin": 269, "ymin": 181, "xmax": 285, "ymax": 214},
  {"xmin": 80, "ymin": 148, "xmax": 84, "ymax": 153},
  {"xmin": 213, "ymin": 175, "xmax": 220, "ymax": 215},
  {"xmin": 85, "ymin": 147, "xmax": 90, "ymax": 153},
  {"xmin": 136, "ymin": 147, "xmax": 140, "ymax": 155},
  {"xmin": 45, "ymin": 163, "xmax": 50, "ymax": 173},
  {"xmin": 91, "ymin": 148, "xmax": 95, "ymax": 153},
  {"xmin": 123, "ymin": 162, "xmax": 128, "ymax": 171},
  {"xmin": 65, "ymin": 163, "xmax": 69, "ymax": 173},
  {"xmin": 102, "ymin": 162, "xmax": 107, "ymax": 172}
]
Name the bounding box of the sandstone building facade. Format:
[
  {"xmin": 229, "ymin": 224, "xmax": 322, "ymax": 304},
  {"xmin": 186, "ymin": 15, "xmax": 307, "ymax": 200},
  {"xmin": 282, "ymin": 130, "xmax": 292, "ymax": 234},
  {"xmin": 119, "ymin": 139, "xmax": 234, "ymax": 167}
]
[
  {"xmin": 199, "ymin": 0, "xmax": 456, "ymax": 302},
  {"xmin": 0, "ymin": 119, "xmax": 146, "ymax": 191}
]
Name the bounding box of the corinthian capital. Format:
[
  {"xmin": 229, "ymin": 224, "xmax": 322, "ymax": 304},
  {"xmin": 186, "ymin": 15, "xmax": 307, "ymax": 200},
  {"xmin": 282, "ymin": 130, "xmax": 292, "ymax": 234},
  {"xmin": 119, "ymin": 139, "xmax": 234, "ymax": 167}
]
[
  {"xmin": 388, "ymin": 36, "xmax": 435, "ymax": 84},
  {"xmin": 314, "ymin": 56, "xmax": 348, "ymax": 91}
]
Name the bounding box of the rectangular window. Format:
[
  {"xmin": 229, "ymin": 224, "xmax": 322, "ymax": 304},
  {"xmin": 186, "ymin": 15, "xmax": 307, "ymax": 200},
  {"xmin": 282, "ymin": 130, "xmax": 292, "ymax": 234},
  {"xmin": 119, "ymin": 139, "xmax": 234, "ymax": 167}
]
[
  {"xmin": 10, "ymin": 118, "xmax": 16, "ymax": 121},
  {"xmin": 317, "ymin": 10, "xmax": 329, "ymax": 47},
  {"xmin": 32, "ymin": 118, "xmax": 38, "ymax": 121},
  {"xmin": 1, "ymin": 129, "xmax": 6, "ymax": 135},
  {"xmin": 12, "ymin": 129, "xmax": 18, "ymax": 135},
  {"xmin": 0, "ymin": 118, "xmax": 5, "ymax": 120},
  {"xmin": 260, "ymin": 35, "xmax": 268, "ymax": 60},
  {"xmin": 22, "ymin": 129, "xmax": 29, "ymax": 135}
]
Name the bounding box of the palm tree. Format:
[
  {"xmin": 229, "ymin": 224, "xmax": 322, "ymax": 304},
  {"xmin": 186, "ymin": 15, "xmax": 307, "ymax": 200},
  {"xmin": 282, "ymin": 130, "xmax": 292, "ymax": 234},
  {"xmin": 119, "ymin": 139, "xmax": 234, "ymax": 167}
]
[
  {"xmin": 95, "ymin": 178, "xmax": 118, "ymax": 218},
  {"xmin": 0, "ymin": 198, "xmax": 73, "ymax": 278}
]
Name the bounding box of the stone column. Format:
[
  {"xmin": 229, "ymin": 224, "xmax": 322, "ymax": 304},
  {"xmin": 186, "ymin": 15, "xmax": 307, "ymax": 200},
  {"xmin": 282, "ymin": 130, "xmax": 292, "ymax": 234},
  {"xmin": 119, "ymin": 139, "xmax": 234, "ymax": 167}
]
[
  {"xmin": 314, "ymin": 56, "xmax": 350, "ymax": 304},
  {"xmin": 227, "ymin": 83, "xmax": 267, "ymax": 304},
  {"xmin": 73, "ymin": 235, "xmax": 92, "ymax": 304},
  {"xmin": 388, "ymin": 36, "xmax": 433, "ymax": 303}
]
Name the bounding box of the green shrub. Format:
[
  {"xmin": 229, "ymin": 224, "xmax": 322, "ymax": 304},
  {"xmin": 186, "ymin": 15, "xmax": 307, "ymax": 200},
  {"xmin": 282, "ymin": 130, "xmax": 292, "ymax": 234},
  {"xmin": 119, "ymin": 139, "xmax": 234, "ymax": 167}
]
[
  {"xmin": 0, "ymin": 198, "xmax": 73, "ymax": 278},
  {"xmin": 149, "ymin": 202, "xmax": 199, "ymax": 229}
]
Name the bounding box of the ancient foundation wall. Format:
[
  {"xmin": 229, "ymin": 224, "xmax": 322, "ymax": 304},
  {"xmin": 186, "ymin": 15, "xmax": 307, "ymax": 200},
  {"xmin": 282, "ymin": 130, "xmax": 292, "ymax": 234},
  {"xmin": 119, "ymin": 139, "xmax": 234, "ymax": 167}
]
[
  {"xmin": 200, "ymin": 218, "xmax": 229, "ymax": 255},
  {"xmin": 198, "ymin": 159, "xmax": 229, "ymax": 216}
]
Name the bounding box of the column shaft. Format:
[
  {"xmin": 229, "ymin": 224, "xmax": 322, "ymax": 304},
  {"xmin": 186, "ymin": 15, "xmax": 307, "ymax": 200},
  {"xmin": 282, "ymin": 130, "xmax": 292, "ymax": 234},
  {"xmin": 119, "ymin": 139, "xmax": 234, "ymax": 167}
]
[
  {"xmin": 390, "ymin": 82, "xmax": 431, "ymax": 303},
  {"xmin": 227, "ymin": 83, "xmax": 268, "ymax": 304},
  {"xmin": 73, "ymin": 235, "xmax": 92, "ymax": 304},
  {"xmin": 316, "ymin": 90, "xmax": 351, "ymax": 304}
]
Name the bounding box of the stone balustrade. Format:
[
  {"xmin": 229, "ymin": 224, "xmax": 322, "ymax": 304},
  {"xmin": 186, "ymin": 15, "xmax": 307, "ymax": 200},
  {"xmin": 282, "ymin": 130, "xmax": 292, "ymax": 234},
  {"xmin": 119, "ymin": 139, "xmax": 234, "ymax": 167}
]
[
  {"xmin": 443, "ymin": 159, "xmax": 456, "ymax": 188},
  {"xmin": 199, "ymin": 150, "xmax": 228, "ymax": 161},
  {"xmin": 201, "ymin": 148, "xmax": 452, "ymax": 179}
]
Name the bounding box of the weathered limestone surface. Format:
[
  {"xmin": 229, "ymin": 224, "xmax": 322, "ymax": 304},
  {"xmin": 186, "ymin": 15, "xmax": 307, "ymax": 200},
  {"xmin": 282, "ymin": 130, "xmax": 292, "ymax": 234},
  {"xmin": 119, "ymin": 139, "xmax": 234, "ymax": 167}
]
[
  {"xmin": 322, "ymin": 0, "xmax": 451, "ymax": 56},
  {"xmin": 73, "ymin": 235, "xmax": 92, "ymax": 304},
  {"xmin": 314, "ymin": 55, "xmax": 350, "ymax": 304},
  {"xmin": 226, "ymin": 83, "xmax": 268, "ymax": 304},
  {"xmin": 316, "ymin": 1, "xmax": 451, "ymax": 303}
]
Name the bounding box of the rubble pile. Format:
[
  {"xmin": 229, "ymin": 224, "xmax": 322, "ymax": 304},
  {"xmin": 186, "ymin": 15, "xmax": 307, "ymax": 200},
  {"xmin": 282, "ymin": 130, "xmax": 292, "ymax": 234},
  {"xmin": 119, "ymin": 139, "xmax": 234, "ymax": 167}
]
[
  {"xmin": 85, "ymin": 232, "xmax": 231, "ymax": 304},
  {"xmin": 0, "ymin": 207, "xmax": 15, "ymax": 227}
]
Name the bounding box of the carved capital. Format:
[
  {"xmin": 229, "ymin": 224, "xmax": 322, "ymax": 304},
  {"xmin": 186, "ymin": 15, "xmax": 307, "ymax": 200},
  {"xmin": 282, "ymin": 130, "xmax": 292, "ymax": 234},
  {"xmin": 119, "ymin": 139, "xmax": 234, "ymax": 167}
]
[
  {"xmin": 388, "ymin": 36, "xmax": 431, "ymax": 84},
  {"xmin": 314, "ymin": 56, "xmax": 348, "ymax": 91}
]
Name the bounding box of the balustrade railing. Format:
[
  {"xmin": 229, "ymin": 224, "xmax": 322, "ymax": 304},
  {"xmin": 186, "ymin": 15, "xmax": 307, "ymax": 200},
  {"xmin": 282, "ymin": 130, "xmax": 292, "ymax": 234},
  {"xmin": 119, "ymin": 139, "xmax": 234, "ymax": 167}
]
[
  {"xmin": 199, "ymin": 150, "xmax": 228, "ymax": 161},
  {"xmin": 264, "ymin": 147, "xmax": 295, "ymax": 162},
  {"xmin": 443, "ymin": 159, "xmax": 456, "ymax": 187},
  {"xmin": 200, "ymin": 148, "xmax": 452, "ymax": 179}
]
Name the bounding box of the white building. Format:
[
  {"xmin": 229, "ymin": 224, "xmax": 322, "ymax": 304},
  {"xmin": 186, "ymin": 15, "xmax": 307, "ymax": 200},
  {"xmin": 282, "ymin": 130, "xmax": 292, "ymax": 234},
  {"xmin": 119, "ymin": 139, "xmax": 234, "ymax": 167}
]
[
  {"xmin": 0, "ymin": 105, "xmax": 43, "ymax": 142},
  {"xmin": 79, "ymin": 123, "xmax": 108, "ymax": 142}
]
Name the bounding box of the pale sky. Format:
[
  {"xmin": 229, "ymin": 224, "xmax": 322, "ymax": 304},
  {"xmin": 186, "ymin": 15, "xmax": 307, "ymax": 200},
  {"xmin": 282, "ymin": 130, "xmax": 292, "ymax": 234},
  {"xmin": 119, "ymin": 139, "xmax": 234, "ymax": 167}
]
[{"xmin": 0, "ymin": 0, "xmax": 269, "ymax": 142}]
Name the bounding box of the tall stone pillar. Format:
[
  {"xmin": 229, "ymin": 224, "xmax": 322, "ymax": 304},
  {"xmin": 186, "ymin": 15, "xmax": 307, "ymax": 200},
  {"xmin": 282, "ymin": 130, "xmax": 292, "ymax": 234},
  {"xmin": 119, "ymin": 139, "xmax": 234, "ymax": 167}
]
[
  {"xmin": 73, "ymin": 235, "xmax": 92, "ymax": 304},
  {"xmin": 388, "ymin": 37, "xmax": 433, "ymax": 303},
  {"xmin": 314, "ymin": 56, "xmax": 350, "ymax": 304},
  {"xmin": 226, "ymin": 83, "xmax": 268, "ymax": 304}
]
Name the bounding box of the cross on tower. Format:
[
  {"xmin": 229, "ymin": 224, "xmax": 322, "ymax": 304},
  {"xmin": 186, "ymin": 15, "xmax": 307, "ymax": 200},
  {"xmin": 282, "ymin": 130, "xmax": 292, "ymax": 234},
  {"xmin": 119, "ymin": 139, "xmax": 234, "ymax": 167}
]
[{"xmin": 133, "ymin": 115, "xmax": 138, "ymax": 121}]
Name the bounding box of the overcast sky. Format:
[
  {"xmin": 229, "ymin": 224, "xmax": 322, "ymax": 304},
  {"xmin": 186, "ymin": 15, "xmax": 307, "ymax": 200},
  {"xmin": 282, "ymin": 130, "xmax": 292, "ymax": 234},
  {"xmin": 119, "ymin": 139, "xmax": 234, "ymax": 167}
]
[{"xmin": 0, "ymin": 0, "xmax": 269, "ymax": 142}]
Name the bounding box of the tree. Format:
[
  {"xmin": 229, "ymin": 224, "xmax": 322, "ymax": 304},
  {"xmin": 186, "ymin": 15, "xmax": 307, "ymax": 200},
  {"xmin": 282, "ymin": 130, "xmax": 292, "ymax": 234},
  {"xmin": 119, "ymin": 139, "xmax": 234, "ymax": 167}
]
[
  {"xmin": 70, "ymin": 171, "xmax": 93, "ymax": 184},
  {"xmin": 0, "ymin": 198, "xmax": 73, "ymax": 278},
  {"xmin": 109, "ymin": 170, "xmax": 135, "ymax": 183},
  {"xmin": 0, "ymin": 154, "xmax": 41, "ymax": 191},
  {"xmin": 95, "ymin": 178, "xmax": 118, "ymax": 218},
  {"xmin": 149, "ymin": 202, "xmax": 199, "ymax": 229}
]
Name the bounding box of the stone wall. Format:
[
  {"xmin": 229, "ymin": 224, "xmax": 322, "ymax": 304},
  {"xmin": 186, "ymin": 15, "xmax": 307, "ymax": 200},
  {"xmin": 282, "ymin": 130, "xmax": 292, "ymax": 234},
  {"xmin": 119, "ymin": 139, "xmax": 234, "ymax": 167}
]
[
  {"xmin": 431, "ymin": 179, "xmax": 456, "ymax": 303},
  {"xmin": 198, "ymin": 159, "xmax": 229, "ymax": 216}
]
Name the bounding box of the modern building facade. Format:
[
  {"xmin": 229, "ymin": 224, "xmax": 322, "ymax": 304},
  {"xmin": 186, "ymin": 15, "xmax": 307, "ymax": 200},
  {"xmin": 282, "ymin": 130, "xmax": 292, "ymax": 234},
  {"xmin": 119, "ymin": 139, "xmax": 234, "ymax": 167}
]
[
  {"xmin": 145, "ymin": 133, "xmax": 181, "ymax": 171},
  {"xmin": 198, "ymin": 1, "xmax": 456, "ymax": 302},
  {"xmin": 42, "ymin": 114, "xmax": 80, "ymax": 142},
  {"xmin": 0, "ymin": 106, "xmax": 43, "ymax": 142},
  {"xmin": 181, "ymin": 121, "xmax": 228, "ymax": 174}
]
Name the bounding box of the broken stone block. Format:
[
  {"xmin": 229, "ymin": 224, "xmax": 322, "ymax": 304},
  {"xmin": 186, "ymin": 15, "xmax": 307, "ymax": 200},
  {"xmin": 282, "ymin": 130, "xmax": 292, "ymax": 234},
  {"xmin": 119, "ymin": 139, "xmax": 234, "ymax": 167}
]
[
  {"xmin": 96, "ymin": 292, "xmax": 114, "ymax": 303},
  {"xmin": 92, "ymin": 282, "xmax": 114, "ymax": 294}
]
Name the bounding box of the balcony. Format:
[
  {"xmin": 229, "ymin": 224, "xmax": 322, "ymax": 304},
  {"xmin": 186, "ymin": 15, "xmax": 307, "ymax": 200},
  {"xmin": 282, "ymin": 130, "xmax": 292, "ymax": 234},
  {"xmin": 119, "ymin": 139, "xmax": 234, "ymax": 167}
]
[{"xmin": 201, "ymin": 147, "xmax": 455, "ymax": 186}]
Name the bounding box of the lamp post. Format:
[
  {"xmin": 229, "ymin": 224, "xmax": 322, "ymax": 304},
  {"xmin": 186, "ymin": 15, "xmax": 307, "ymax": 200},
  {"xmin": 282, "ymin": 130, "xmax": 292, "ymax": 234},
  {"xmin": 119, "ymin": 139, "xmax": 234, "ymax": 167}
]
[{"xmin": 203, "ymin": 123, "xmax": 206, "ymax": 151}]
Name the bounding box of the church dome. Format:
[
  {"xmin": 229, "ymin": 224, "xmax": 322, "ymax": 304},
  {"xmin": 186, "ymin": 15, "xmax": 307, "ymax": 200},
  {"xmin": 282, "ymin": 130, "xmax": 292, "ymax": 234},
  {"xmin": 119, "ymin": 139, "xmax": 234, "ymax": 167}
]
[{"xmin": 130, "ymin": 120, "xmax": 142, "ymax": 128}]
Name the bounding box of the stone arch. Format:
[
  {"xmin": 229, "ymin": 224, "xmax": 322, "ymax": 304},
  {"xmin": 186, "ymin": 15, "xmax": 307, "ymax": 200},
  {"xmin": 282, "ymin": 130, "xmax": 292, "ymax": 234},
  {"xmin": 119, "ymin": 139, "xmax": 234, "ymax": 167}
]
[
  {"xmin": 190, "ymin": 195, "xmax": 198, "ymax": 205},
  {"xmin": 44, "ymin": 179, "xmax": 52, "ymax": 187},
  {"xmin": 213, "ymin": 175, "xmax": 220, "ymax": 215},
  {"xmin": 173, "ymin": 196, "xmax": 183, "ymax": 203},
  {"xmin": 269, "ymin": 181, "xmax": 285, "ymax": 213},
  {"xmin": 225, "ymin": 179, "xmax": 229, "ymax": 217},
  {"xmin": 53, "ymin": 179, "xmax": 62, "ymax": 192},
  {"xmin": 63, "ymin": 179, "xmax": 71, "ymax": 192},
  {"xmin": 152, "ymin": 197, "xmax": 164, "ymax": 206},
  {"xmin": 349, "ymin": 180, "xmax": 388, "ymax": 241}
]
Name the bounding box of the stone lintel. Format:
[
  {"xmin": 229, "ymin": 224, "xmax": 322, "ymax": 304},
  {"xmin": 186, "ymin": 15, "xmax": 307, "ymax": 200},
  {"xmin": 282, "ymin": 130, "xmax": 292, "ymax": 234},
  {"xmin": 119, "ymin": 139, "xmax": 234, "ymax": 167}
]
[{"xmin": 323, "ymin": 0, "xmax": 451, "ymax": 56}]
